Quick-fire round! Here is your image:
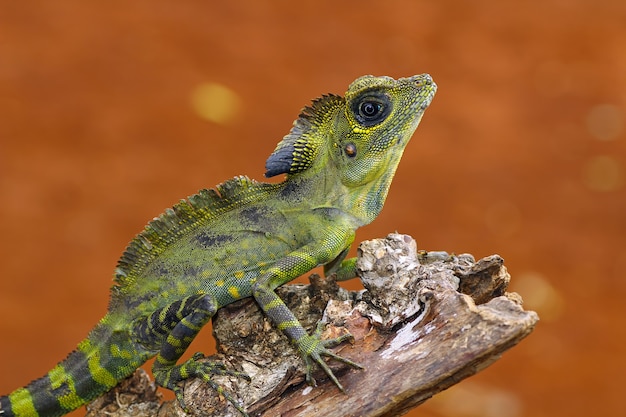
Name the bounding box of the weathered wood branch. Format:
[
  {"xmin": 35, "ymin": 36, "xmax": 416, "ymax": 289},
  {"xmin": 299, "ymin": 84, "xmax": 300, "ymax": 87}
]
[{"xmin": 86, "ymin": 233, "xmax": 538, "ymax": 417}]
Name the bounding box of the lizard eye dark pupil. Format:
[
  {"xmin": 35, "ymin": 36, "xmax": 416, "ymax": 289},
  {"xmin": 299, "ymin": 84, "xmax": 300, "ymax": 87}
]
[{"xmin": 360, "ymin": 101, "xmax": 381, "ymax": 118}]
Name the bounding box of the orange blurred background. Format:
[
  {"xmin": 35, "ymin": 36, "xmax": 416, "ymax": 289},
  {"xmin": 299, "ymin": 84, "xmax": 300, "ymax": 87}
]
[{"xmin": 0, "ymin": 2, "xmax": 624, "ymax": 416}]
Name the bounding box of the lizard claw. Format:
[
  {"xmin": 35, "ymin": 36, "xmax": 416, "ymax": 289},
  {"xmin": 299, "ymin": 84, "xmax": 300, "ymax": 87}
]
[{"xmin": 298, "ymin": 323, "xmax": 364, "ymax": 392}]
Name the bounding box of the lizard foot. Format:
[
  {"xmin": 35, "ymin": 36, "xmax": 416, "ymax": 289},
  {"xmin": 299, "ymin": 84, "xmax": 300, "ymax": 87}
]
[
  {"xmin": 298, "ymin": 321, "xmax": 364, "ymax": 392},
  {"xmin": 154, "ymin": 353, "xmax": 251, "ymax": 416}
]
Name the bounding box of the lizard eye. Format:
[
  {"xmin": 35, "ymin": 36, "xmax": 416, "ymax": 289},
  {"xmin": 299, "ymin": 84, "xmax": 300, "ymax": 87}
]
[{"xmin": 353, "ymin": 92, "xmax": 392, "ymax": 127}]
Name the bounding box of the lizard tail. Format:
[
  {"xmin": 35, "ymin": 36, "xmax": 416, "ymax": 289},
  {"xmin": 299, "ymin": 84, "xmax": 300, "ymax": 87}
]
[{"xmin": 0, "ymin": 316, "xmax": 150, "ymax": 417}]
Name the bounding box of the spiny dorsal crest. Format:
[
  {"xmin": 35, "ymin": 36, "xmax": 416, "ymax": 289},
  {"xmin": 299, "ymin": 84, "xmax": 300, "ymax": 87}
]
[
  {"xmin": 113, "ymin": 176, "xmax": 274, "ymax": 289},
  {"xmin": 265, "ymin": 94, "xmax": 344, "ymax": 177}
]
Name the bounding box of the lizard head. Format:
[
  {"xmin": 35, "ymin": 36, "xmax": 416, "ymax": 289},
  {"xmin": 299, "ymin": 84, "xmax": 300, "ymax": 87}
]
[
  {"xmin": 337, "ymin": 74, "xmax": 436, "ymax": 186},
  {"xmin": 336, "ymin": 74, "xmax": 437, "ymax": 221},
  {"xmin": 265, "ymin": 74, "xmax": 436, "ymax": 221}
]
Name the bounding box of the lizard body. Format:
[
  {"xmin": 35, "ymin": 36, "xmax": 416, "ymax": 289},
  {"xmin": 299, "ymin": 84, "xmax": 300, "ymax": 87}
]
[{"xmin": 0, "ymin": 74, "xmax": 436, "ymax": 416}]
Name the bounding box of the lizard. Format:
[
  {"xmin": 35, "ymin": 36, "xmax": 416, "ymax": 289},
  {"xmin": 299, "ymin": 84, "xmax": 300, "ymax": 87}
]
[{"xmin": 0, "ymin": 73, "xmax": 436, "ymax": 417}]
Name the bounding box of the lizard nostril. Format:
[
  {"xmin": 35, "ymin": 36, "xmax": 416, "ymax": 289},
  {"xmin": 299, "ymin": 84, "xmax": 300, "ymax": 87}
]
[{"xmin": 414, "ymin": 74, "xmax": 433, "ymax": 87}]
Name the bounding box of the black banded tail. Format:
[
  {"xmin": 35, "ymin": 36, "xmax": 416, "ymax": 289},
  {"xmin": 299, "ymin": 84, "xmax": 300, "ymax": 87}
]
[{"xmin": 0, "ymin": 317, "xmax": 151, "ymax": 417}]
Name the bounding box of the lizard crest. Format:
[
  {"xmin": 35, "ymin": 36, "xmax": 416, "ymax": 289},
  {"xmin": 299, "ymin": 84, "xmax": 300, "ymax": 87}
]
[{"xmin": 265, "ymin": 94, "xmax": 344, "ymax": 177}]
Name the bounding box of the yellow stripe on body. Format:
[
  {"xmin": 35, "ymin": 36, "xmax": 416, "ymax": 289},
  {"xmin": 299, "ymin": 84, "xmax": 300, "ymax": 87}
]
[
  {"xmin": 166, "ymin": 334, "xmax": 183, "ymax": 347},
  {"xmin": 277, "ymin": 319, "xmax": 300, "ymax": 331},
  {"xmin": 78, "ymin": 339, "xmax": 117, "ymax": 388},
  {"xmin": 110, "ymin": 343, "xmax": 133, "ymax": 360},
  {"xmin": 263, "ymin": 297, "xmax": 284, "ymax": 310},
  {"xmin": 8, "ymin": 388, "xmax": 37, "ymax": 417},
  {"xmin": 48, "ymin": 365, "xmax": 83, "ymax": 411}
]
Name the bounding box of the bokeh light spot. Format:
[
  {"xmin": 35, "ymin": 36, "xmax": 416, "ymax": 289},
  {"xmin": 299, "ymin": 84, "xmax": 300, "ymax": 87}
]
[
  {"xmin": 582, "ymin": 155, "xmax": 623, "ymax": 192},
  {"xmin": 425, "ymin": 383, "xmax": 523, "ymax": 417},
  {"xmin": 512, "ymin": 271, "xmax": 564, "ymax": 322},
  {"xmin": 191, "ymin": 82, "xmax": 241, "ymax": 125},
  {"xmin": 585, "ymin": 104, "xmax": 623, "ymax": 141}
]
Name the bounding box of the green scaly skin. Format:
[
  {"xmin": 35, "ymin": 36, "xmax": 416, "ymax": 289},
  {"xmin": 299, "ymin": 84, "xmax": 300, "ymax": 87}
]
[{"xmin": 0, "ymin": 74, "xmax": 436, "ymax": 417}]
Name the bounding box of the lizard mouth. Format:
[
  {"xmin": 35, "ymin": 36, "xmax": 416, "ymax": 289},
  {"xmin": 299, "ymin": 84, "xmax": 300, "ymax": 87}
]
[{"xmin": 419, "ymin": 81, "xmax": 437, "ymax": 110}]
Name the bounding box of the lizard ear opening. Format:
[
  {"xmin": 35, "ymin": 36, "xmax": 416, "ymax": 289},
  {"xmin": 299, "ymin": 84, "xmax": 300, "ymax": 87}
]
[{"xmin": 265, "ymin": 94, "xmax": 344, "ymax": 178}]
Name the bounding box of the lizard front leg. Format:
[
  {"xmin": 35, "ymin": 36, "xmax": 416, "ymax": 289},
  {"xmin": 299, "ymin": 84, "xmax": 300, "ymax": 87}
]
[
  {"xmin": 252, "ymin": 235, "xmax": 364, "ymax": 391},
  {"xmin": 324, "ymin": 247, "xmax": 359, "ymax": 282}
]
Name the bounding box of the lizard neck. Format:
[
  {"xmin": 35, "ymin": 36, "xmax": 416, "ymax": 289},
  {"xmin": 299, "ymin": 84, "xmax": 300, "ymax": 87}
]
[{"xmin": 280, "ymin": 157, "xmax": 397, "ymax": 227}]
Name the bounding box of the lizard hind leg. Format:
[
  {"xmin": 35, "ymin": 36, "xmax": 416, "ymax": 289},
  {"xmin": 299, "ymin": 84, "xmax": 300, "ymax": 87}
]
[{"xmin": 134, "ymin": 294, "xmax": 250, "ymax": 416}]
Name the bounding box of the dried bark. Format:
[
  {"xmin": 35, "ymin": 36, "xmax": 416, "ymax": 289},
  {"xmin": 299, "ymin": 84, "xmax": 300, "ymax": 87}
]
[{"xmin": 86, "ymin": 233, "xmax": 538, "ymax": 417}]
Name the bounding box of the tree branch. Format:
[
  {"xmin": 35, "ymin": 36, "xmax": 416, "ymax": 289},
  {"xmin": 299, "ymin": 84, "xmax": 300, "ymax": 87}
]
[{"xmin": 86, "ymin": 233, "xmax": 538, "ymax": 417}]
